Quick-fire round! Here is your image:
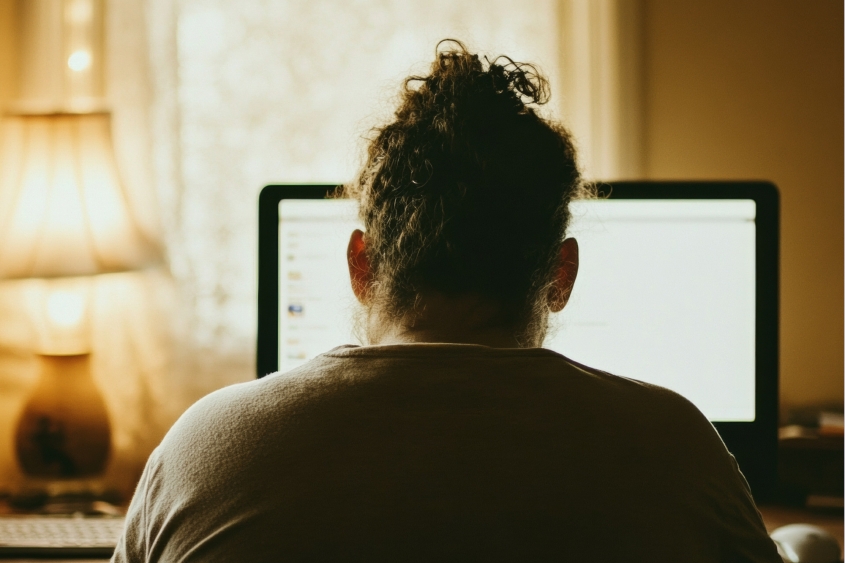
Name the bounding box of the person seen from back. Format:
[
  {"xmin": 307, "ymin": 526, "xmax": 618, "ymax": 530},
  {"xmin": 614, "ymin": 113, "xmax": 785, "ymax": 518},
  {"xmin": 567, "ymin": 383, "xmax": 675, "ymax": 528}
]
[{"xmin": 113, "ymin": 40, "xmax": 781, "ymax": 562}]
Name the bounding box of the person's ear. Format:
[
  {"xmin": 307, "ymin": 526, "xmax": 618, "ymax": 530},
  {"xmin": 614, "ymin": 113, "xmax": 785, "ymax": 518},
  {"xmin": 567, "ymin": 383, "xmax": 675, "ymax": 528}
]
[
  {"xmin": 548, "ymin": 238, "xmax": 579, "ymax": 313},
  {"xmin": 347, "ymin": 229, "xmax": 371, "ymax": 303}
]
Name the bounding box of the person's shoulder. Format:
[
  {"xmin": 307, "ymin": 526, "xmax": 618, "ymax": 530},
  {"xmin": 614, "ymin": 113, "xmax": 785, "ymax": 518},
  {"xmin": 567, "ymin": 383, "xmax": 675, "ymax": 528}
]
[
  {"xmin": 546, "ymin": 351, "xmax": 680, "ymax": 397},
  {"xmin": 156, "ymin": 353, "xmax": 347, "ymax": 462},
  {"xmin": 551, "ymin": 353, "xmax": 717, "ymax": 436},
  {"xmin": 555, "ymin": 355, "xmax": 739, "ymax": 479}
]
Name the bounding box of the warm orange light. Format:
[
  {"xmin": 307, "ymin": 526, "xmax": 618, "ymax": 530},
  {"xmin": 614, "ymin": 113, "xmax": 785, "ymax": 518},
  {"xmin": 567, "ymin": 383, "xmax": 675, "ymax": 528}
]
[
  {"xmin": 22, "ymin": 277, "xmax": 92, "ymax": 355},
  {"xmin": 46, "ymin": 289, "xmax": 85, "ymax": 328},
  {"xmin": 67, "ymin": 50, "xmax": 91, "ymax": 71},
  {"xmin": 0, "ymin": 113, "xmax": 162, "ymax": 279}
]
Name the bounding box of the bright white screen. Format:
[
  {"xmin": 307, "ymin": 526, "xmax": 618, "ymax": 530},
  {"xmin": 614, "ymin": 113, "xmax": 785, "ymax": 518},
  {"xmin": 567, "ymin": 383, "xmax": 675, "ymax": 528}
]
[
  {"xmin": 279, "ymin": 198, "xmax": 756, "ymax": 422},
  {"xmin": 279, "ymin": 200, "xmax": 362, "ymax": 371}
]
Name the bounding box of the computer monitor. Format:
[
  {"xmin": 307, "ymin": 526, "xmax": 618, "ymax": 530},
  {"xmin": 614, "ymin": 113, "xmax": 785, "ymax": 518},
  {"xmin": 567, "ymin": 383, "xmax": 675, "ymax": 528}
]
[{"xmin": 257, "ymin": 181, "xmax": 779, "ymax": 499}]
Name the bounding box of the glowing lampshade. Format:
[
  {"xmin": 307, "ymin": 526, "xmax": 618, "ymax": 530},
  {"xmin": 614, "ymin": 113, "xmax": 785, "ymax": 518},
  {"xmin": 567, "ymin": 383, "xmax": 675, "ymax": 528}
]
[{"xmin": 0, "ymin": 112, "xmax": 161, "ymax": 279}]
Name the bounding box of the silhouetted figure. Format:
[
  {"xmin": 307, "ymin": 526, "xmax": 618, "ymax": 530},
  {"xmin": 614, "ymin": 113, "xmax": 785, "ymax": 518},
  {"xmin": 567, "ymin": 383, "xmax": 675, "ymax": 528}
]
[{"xmin": 114, "ymin": 40, "xmax": 781, "ymax": 562}]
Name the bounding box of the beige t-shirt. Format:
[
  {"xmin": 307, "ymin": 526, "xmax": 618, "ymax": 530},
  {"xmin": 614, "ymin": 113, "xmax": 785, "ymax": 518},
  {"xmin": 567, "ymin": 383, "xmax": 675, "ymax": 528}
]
[{"xmin": 113, "ymin": 344, "xmax": 780, "ymax": 562}]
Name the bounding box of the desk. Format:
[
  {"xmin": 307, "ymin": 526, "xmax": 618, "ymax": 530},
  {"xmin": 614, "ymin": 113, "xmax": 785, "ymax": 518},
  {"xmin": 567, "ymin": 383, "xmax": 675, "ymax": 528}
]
[{"xmin": 1, "ymin": 505, "xmax": 841, "ymax": 562}]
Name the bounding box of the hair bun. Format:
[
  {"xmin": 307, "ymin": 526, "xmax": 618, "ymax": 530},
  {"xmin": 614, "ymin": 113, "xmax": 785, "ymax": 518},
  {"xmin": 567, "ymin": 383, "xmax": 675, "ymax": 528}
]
[
  {"xmin": 485, "ymin": 53, "xmax": 549, "ymax": 105},
  {"xmin": 417, "ymin": 39, "xmax": 550, "ymax": 115}
]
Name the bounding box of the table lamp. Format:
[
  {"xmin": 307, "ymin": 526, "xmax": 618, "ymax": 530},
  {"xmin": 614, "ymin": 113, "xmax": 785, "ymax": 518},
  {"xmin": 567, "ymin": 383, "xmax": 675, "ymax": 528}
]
[{"xmin": 0, "ymin": 0, "xmax": 161, "ymax": 479}]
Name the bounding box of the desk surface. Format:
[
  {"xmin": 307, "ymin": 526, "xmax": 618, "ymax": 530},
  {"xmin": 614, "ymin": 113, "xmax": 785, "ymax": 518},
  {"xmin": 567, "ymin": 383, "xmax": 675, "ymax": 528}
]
[{"xmin": 1, "ymin": 505, "xmax": 841, "ymax": 562}]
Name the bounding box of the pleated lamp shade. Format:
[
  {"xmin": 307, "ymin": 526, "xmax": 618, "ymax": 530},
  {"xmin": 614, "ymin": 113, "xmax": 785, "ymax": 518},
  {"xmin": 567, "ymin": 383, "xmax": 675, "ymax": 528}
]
[{"xmin": 0, "ymin": 112, "xmax": 162, "ymax": 279}]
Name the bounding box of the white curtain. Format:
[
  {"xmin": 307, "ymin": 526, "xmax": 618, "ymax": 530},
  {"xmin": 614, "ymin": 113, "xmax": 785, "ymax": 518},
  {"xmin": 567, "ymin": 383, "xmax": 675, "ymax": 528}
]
[{"xmin": 558, "ymin": 0, "xmax": 643, "ymax": 180}]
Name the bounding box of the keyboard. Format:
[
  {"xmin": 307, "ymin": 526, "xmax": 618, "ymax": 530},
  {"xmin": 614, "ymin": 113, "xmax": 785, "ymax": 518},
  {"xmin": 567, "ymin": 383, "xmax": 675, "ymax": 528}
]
[{"xmin": 0, "ymin": 515, "xmax": 125, "ymax": 558}]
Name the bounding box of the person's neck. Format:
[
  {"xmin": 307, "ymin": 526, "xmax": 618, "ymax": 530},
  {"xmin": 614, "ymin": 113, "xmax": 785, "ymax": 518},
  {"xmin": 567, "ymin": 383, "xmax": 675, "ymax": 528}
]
[{"xmin": 369, "ymin": 292, "xmax": 523, "ymax": 348}]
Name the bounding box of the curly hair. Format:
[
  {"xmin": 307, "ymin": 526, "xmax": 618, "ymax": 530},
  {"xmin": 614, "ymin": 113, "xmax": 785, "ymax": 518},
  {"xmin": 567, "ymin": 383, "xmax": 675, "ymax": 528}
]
[{"xmin": 345, "ymin": 40, "xmax": 588, "ymax": 346}]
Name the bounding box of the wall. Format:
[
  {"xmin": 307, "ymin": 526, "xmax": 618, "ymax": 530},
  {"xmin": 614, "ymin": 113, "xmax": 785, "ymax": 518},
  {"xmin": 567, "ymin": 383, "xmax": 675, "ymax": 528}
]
[{"xmin": 642, "ymin": 0, "xmax": 844, "ymax": 413}]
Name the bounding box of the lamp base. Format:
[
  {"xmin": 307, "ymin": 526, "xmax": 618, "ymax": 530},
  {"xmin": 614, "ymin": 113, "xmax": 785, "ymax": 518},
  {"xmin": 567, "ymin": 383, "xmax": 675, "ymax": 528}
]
[{"xmin": 14, "ymin": 354, "xmax": 111, "ymax": 479}]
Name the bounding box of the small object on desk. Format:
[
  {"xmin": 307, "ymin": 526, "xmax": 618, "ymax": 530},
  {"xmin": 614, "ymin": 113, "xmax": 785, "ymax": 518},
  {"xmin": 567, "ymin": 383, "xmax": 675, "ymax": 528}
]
[
  {"xmin": 771, "ymin": 523, "xmax": 841, "ymax": 563},
  {"xmin": 778, "ymin": 423, "xmax": 844, "ymax": 507},
  {"xmin": 0, "ymin": 514, "xmax": 124, "ymax": 558},
  {"xmin": 818, "ymin": 412, "xmax": 844, "ymax": 438}
]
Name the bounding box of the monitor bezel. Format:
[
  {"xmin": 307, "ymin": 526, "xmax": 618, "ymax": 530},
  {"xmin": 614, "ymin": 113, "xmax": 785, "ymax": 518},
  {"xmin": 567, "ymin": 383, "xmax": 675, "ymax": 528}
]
[{"xmin": 257, "ymin": 181, "xmax": 779, "ymax": 499}]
